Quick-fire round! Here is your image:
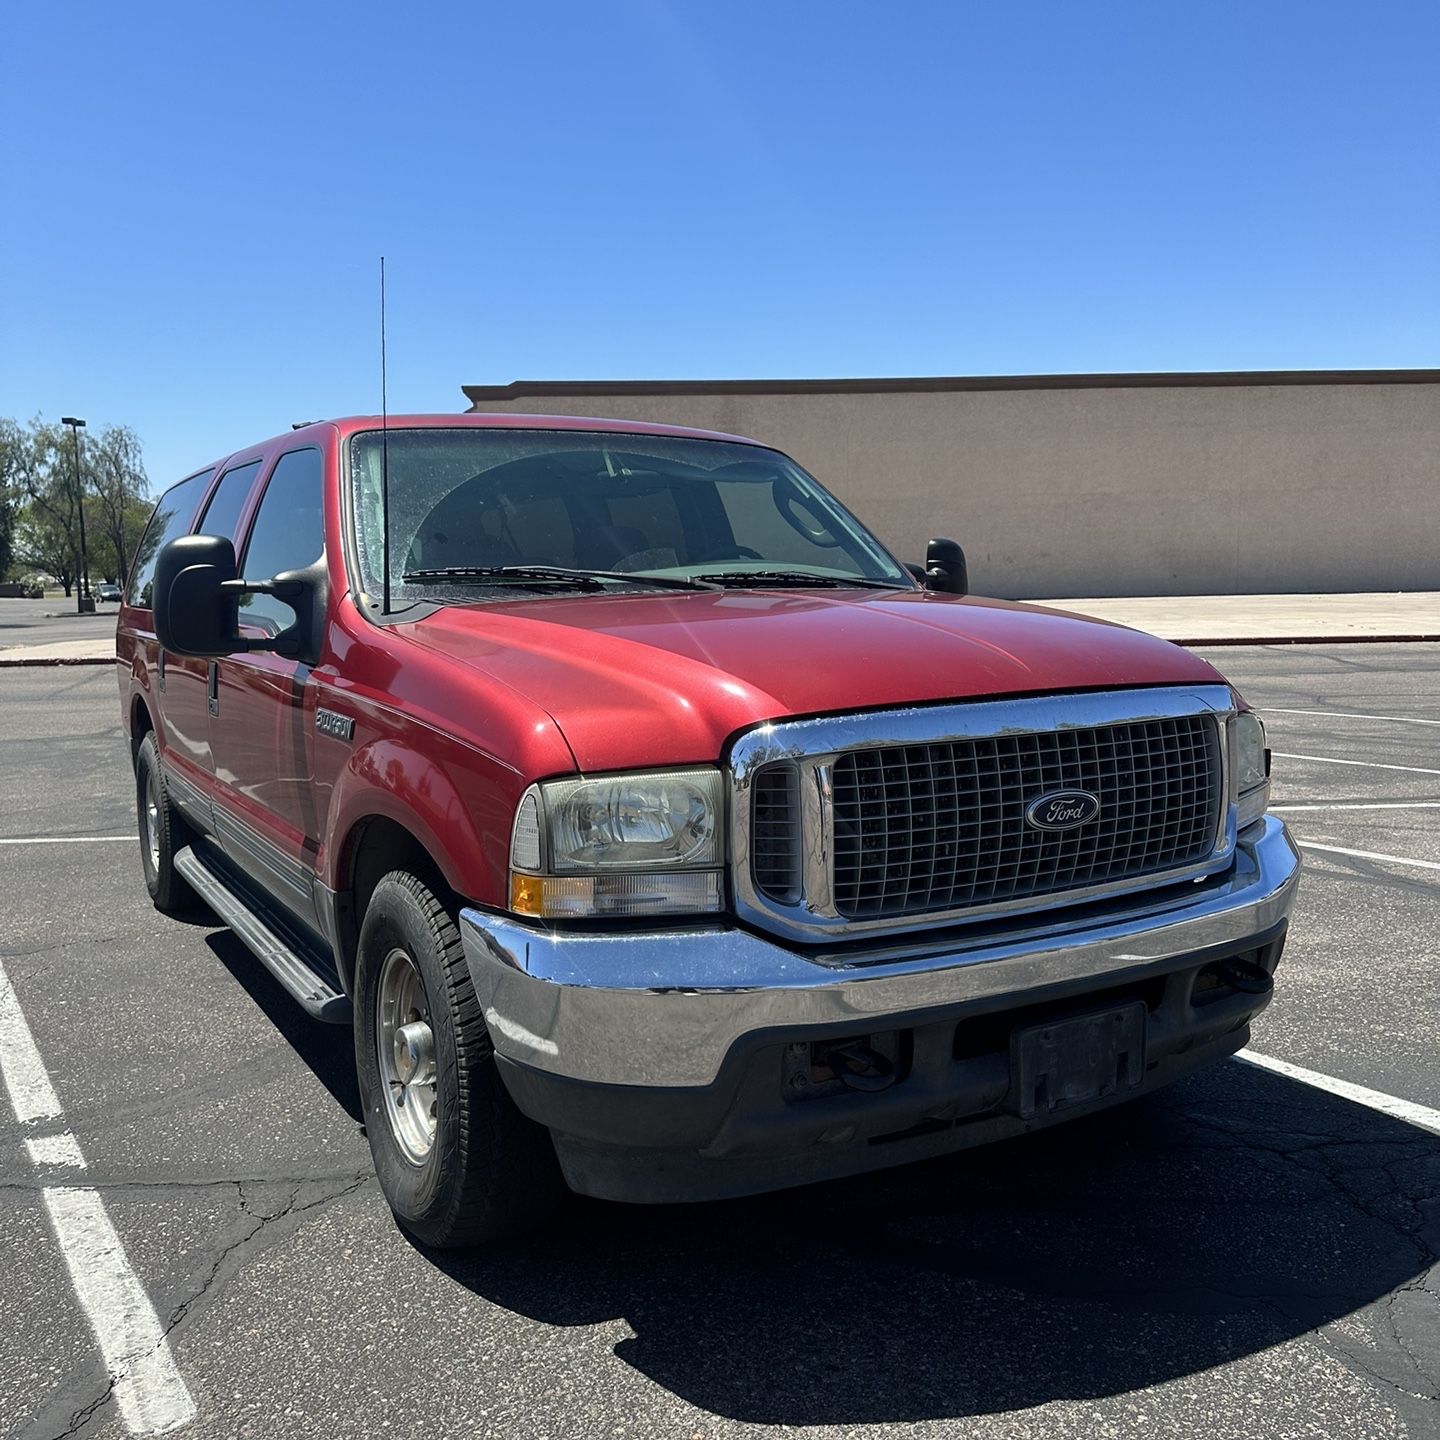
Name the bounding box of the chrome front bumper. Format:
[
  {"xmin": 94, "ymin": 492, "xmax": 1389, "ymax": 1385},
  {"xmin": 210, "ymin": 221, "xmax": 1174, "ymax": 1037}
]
[{"xmin": 460, "ymin": 816, "xmax": 1301, "ymax": 1091}]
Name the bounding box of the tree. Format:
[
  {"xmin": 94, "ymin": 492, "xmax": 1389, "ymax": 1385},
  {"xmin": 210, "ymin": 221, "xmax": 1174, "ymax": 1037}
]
[
  {"xmin": 0, "ymin": 419, "xmax": 28, "ymax": 580},
  {"xmin": 0, "ymin": 415, "xmax": 153, "ymax": 591},
  {"xmin": 88, "ymin": 424, "xmax": 150, "ymax": 584},
  {"xmin": 13, "ymin": 500, "xmax": 77, "ymax": 595},
  {"xmin": 5, "ymin": 418, "xmax": 81, "ymax": 593}
]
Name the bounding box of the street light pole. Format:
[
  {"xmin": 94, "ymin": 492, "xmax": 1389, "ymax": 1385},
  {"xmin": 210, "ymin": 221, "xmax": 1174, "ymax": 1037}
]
[{"xmin": 60, "ymin": 416, "xmax": 91, "ymax": 612}]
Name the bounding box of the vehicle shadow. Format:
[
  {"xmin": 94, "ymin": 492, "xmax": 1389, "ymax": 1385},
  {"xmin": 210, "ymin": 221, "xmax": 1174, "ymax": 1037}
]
[
  {"xmin": 425, "ymin": 1060, "xmax": 1439, "ymax": 1424},
  {"xmin": 204, "ymin": 931, "xmax": 362, "ymax": 1122}
]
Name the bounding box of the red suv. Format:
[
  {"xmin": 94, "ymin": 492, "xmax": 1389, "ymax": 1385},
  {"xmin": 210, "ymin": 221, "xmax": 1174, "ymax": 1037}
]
[{"xmin": 118, "ymin": 414, "xmax": 1300, "ymax": 1246}]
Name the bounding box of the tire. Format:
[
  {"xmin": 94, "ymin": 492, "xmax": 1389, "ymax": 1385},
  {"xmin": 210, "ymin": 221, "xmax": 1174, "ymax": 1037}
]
[
  {"xmin": 135, "ymin": 733, "xmax": 196, "ymax": 914},
  {"xmin": 354, "ymin": 870, "xmax": 563, "ymax": 1247}
]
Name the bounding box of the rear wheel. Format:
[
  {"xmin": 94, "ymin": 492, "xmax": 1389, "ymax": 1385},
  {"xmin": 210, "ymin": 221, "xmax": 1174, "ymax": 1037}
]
[
  {"xmin": 135, "ymin": 733, "xmax": 195, "ymax": 914},
  {"xmin": 354, "ymin": 869, "xmax": 563, "ymax": 1247}
]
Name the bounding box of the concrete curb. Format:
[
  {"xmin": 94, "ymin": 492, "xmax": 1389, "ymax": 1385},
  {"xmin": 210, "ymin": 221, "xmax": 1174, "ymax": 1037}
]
[{"xmin": 0, "ymin": 656, "xmax": 116, "ymax": 669}]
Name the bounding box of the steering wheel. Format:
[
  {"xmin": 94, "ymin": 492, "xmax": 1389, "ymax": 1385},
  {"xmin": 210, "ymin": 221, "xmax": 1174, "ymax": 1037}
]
[{"xmin": 778, "ymin": 490, "xmax": 842, "ymax": 548}]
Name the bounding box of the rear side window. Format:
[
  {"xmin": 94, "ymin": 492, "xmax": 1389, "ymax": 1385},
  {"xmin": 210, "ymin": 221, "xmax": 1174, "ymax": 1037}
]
[
  {"xmin": 237, "ymin": 449, "xmax": 325, "ymax": 636},
  {"xmin": 126, "ymin": 469, "xmax": 216, "ymax": 608},
  {"xmin": 197, "ymin": 459, "xmax": 263, "ymax": 542}
]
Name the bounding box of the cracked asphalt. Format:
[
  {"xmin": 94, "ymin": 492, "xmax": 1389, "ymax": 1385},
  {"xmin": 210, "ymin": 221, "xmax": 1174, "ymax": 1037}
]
[{"xmin": 1, "ymin": 645, "xmax": 1437, "ymax": 1439}]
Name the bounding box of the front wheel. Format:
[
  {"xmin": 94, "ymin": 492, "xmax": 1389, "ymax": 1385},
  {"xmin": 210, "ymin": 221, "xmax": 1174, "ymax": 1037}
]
[{"xmin": 354, "ymin": 870, "xmax": 563, "ymax": 1247}]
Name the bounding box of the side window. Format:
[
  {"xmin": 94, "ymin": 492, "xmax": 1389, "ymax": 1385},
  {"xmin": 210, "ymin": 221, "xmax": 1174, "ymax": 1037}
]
[
  {"xmin": 237, "ymin": 449, "xmax": 325, "ymax": 636},
  {"xmin": 197, "ymin": 459, "xmax": 263, "ymax": 543},
  {"xmin": 126, "ymin": 469, "xmax": 215, "ymax": 608}
]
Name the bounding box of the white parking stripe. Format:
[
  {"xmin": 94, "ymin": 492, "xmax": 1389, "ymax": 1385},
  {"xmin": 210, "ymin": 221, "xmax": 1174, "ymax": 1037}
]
[
  {"xmin": 26, "ymin": 1131, "xmax": 87, "ymax": 1167},
  {"xmin": 44, "ymin": 1187, "xmax": 198, "ymax": 1434},
  {"xmin": 1266, "ymin": 706, "xmax": 1440, "ymax": 727},
  {"xmin": 0, "ymin": 835, "xmax": 134, "ymax": 844},
  {"xmin": 1272, "ymin": 751, "xmax": 1440, "ymax": 777},
  {"xmin": 1298, "ymin": 841, "xmax": 1440, "ymax": 873},
  {"xmin": 0, "ymin": 965, "xmax": 64, "ymax": 1123},
  {"xmin": 1273, "ymin": 802, "xmax": 1440, "ymax": 811},
  {"xmin": 1240, "ymin": 1050, "xmax": 1440, "ymax": 1136},
  {"xmin": 0, "ymin": 961, "xmax": 195, "ymax": 1435}
]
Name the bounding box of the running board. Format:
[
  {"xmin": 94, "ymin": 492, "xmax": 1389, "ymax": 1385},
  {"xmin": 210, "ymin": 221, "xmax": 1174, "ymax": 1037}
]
[{"xmin": 175, "ymin": 846, "xmax": 352, "ymax": 1024}]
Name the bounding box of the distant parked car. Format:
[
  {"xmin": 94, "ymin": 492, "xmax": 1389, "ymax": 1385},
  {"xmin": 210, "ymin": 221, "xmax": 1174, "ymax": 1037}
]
[{"xmin": 96, "ymin": 582, "xmax": 122, "ymax": 603}]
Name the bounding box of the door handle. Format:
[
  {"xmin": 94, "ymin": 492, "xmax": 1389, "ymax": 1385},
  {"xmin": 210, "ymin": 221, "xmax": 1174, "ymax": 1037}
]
[{"xmin": 207, "ymin": 661, "xmax": 219, "ymax": 718}]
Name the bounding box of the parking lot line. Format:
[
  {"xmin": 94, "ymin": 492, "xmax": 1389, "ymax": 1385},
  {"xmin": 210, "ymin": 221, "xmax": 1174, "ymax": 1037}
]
[
  {"xmin": 1297, "ymin": 841, "xmax": 1440, "ymax": 873},
  {"xmin": 0, "ymin": 960, "xmax": 196, "ymax": 1436},
  {"xmin": 1240, "ymin": 1050, "xmax": 1440, "ymax": 1136},
  {"xmin": 0, "ymin": 962, "xmax": 64, "ymax": 1124},
  {"xmin": 42, "ymin": 1188, "xmax": 197, "ymax": 1435},
  {"xmin": 1271, "ymin": 751, "xmax": 1440, "ymax": 776},
  {"xmin": 1265, "ymin": 706, "xmax": 1440, "ymax": 727},
  {"xmin": 0, "ymin": 835, "xmax": 134, "ymax": 845},
  {"xmin": 26, "ymin": 1131, "xmax": 87, "ymax": 1167}
]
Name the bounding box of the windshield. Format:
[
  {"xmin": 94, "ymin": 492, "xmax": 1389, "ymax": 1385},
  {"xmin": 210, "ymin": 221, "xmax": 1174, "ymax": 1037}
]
[{"xmin": 347, "ymin": 428, "xmax": 913, "ymax": 603}]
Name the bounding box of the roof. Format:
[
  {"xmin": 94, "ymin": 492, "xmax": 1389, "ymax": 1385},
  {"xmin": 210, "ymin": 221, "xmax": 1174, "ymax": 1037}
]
[
  {"xmin": 462, "ymin": 368, "xmax": 1440, "ymax": 404},
  {"xmin": 192, "ymin": 411, "xmax": 763, "ymax": 475},
  {"xmin": 303, "ymin": 412, "xmax": 758, "ymax": 447}
]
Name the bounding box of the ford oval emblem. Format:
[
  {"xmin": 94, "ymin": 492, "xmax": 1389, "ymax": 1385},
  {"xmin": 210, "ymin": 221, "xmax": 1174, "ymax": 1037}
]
[{"xmin": 1025, "ymin": 789, "xmax": 1101, "ymax": 831}]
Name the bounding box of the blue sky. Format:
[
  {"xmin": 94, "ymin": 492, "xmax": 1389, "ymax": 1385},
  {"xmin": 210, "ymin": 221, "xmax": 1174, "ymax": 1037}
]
[{"xmin": 3, "ymin": 1, "xmax": 1437, "ymax": 490}]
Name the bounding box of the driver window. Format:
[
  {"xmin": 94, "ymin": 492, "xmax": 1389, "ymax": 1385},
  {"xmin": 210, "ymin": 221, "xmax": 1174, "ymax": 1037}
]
[{"xmin": 237, "ymin": 449, "xmax": 324, "ymax": 636}]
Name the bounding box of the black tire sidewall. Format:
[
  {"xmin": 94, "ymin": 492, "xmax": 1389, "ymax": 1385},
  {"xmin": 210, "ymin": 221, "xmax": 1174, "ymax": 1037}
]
[
  {"xmin": 354, "ymin": 877, "xmax": 469, "ymax": 1235},
  {"xmin": 136, "ymin": 733, "xmax": 186, "ymax": 907},
  {"xmin": 136, "ymin": 742, "xmax": 162, "ymax": 896}
]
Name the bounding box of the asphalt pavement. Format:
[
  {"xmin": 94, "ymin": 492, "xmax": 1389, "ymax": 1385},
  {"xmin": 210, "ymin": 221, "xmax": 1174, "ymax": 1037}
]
[
  {"xmin": 0, "ymin": 596, "xmax": 119, "ymax": 643},
  {"xmin": 1, "ymin": 648, "xmax": 1437, "ymax": 1439}
]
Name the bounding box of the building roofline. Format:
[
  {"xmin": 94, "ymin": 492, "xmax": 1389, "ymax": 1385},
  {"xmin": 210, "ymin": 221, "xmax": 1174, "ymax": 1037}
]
[{"xmin": 464, "ymin": 367, "xmax": 1440, "ymax": 404}]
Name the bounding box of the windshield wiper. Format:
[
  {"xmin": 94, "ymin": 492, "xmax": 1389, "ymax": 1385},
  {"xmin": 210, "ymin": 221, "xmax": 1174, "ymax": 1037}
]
[
  {"xmin": 401, "ymin": 565, "xmax": 719, "ymax": 592},
  {"xmin": 694, "ymin": 570, "xmax": 910, "ymax": 590},
  {"xmin": 403, "ymin": 566, "xmax": 606, "ymax": 590}
]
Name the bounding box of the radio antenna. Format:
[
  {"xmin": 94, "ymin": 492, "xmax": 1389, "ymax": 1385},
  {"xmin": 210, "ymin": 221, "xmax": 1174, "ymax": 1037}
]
[{"xmin": 380, "ymin": 255, "xmax": 391, "ymax": 615}]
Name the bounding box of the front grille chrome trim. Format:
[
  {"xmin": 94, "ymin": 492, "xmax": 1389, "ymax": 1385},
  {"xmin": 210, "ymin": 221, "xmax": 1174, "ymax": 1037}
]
[{"xmin": 730, "ymin": 685, "xmax": 1238, "ymax": 943}]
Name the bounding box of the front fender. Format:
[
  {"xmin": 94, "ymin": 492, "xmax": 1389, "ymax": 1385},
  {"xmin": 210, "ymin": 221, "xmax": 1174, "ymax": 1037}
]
[{"xmin": 322, "ymin": 730, "xmax": 523, "ymax": 908}]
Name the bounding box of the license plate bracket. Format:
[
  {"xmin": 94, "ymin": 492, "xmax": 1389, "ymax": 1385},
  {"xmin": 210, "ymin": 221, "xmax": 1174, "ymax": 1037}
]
[{"xmin": 1012, "ymin": 1002, "xmax": 1147, "ymax": 1120}]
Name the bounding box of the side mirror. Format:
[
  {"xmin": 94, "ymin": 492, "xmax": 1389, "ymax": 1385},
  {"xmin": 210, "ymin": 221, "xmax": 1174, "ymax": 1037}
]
[
  {"xmin": 261, "ymin": 557, "xmax": 327, "ymax": 667},
  {"xmin": 923, "ymin": 537, "xmax": 968, "ymax": 596},
  {"xmin": 153, "ymin": 534, "xmax": 318, "ymax": 661},
  {"xmin": 154, "ymin": 535, "xmax": 242, "ymax": 656}
]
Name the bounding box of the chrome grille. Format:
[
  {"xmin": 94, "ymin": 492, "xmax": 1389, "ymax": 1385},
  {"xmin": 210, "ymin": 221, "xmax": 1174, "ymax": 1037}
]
[
  {"xmin": 828, "ymin": 715, "xmax": 1222, "ymax": 920},
  {"xmin": 751, "ymin": 764, "xmax": 801, "ymax": 903}
]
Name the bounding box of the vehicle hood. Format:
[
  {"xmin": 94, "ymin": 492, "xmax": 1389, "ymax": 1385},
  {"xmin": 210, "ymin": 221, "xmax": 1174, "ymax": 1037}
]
[{"xmin": 403, "ymin": 589, "xmax": 1227, "ymax": 772}]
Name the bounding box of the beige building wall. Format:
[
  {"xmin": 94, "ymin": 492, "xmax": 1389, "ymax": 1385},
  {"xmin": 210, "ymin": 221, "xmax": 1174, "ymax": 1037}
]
[{"xmin": 464, "ymin": 372, "xmax": 1440, "ymax": 599}]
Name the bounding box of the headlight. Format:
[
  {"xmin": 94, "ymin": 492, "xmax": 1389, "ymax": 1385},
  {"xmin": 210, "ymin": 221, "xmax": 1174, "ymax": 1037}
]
[
  {"xmin": 1234, "ymin": 711, "xmax": 1270, "ymax": 829},
  {"xmin": 509, "ymin": 768, "xmax": 725, "ymax": 918}
]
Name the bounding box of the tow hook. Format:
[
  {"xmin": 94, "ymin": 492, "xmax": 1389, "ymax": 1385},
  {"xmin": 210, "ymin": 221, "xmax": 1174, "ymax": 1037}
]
[
  {"xmin": 820, "ymin": 1041, "xmax": 897, "ymax": 1093},
  {"xmin": 1215, "ymin": 956, "xmax": 1274, "ymax": 995}
]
